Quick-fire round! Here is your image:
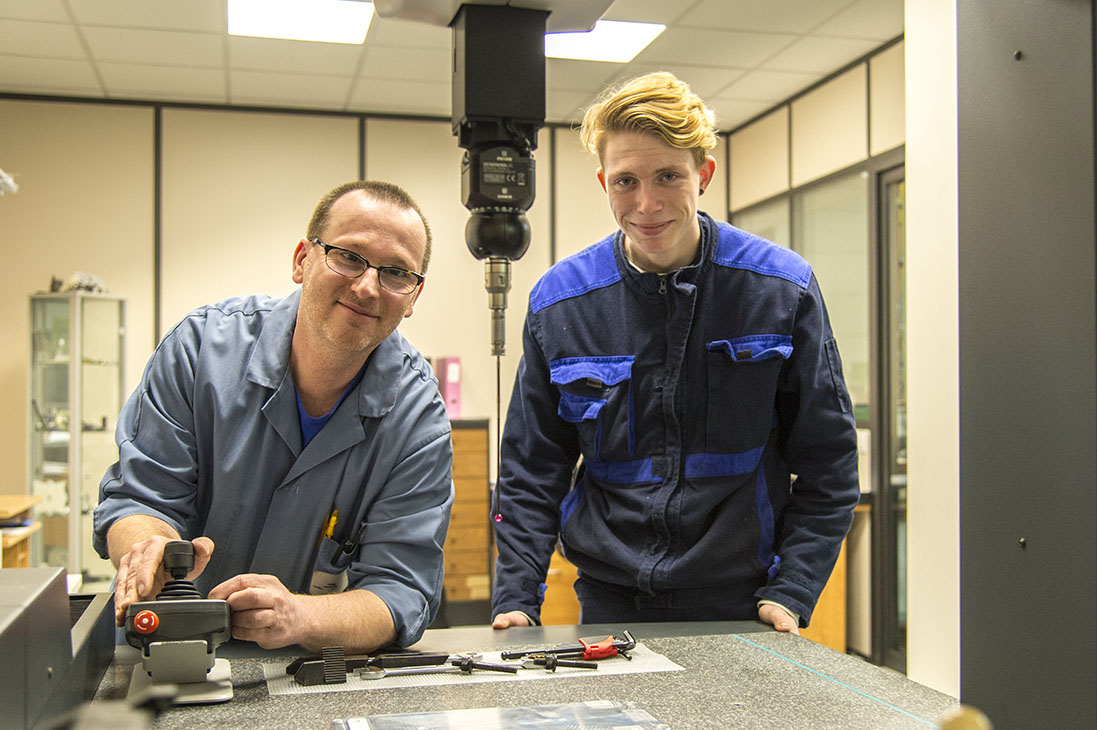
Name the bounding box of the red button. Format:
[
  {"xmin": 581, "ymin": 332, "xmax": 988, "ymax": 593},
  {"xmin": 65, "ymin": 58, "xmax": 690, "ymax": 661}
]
[{"xmin": 134, "ymin": 610, "xmax": 159, "ymax": 634}]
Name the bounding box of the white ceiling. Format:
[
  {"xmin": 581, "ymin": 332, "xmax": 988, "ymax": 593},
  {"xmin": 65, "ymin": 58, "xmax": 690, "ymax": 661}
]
[{"xmin": 0, "ymin": 0, "xmax": 903, "ymax": 131}]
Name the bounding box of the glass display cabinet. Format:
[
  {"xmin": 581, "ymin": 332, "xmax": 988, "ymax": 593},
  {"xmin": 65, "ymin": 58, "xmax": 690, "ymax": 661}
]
[{"xmin": 29, "ymin": 291, "xmax": 125, "ymax": 588}]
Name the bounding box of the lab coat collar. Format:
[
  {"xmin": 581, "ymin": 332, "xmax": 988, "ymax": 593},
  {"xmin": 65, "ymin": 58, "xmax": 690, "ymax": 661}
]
[
  {"xmin": 245, "ymin": 287, "xmax": 401, "ymax": 419},
  {"xmin": 246, "ymin": 288, "xmax": 300, "ymax": 391},
  {"xmin": 247, "ymin": 288, "xmax": 405, "ymax": 463}
]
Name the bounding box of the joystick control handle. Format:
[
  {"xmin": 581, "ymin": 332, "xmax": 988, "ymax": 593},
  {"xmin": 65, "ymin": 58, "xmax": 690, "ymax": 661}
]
[{"xmin": 162, "ymin": 540, "xmax": 195, "ymax": 580}]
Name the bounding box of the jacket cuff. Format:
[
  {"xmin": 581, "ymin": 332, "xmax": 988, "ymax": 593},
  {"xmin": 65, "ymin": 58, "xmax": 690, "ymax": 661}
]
[
  {"xmin": 492, "ymin": 578, "xmax": 547, "ymax": 624},
  {"xmin": 755, "ymin": 565, "xmax": 819, "ymax": 627}
]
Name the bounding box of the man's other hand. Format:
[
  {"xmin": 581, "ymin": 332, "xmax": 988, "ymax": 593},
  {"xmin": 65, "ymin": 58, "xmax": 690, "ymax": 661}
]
[
  {"xmin": 492, "ymin": 610, "xmax": 531, "ymax": 629},
  {"xmin": 114, "ymin": 533, "xmax": 213, "ymax": 626},
  {"xmin": 208, "ymin": 573, "xmax": 309, "ymax": 650}
]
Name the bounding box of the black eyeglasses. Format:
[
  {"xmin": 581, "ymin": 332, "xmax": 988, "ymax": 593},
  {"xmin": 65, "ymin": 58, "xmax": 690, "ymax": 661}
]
[{"xmin": 309, "ymin": 238, "xmax": 424, "ymax": 295}]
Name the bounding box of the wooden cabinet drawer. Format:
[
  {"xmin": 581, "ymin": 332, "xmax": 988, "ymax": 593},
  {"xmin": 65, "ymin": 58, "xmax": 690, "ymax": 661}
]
[
  {"xmin": 540, "ymin": 549, "xmax": 580, "ymax": 625},
  {"xmin": 444, "ymin": 524, "xmax": 489, "ymax": 551},
  {"xmin": 444, "ymin": 548, "xmax": 488, "ymax": 576},
  {"xmin": 444, "ymin": 573, "xmax": 490, "ymax": 601}
]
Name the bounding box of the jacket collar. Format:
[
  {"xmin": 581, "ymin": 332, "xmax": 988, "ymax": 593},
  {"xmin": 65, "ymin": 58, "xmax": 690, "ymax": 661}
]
[{"xmin": 615, "ymin": 211, "xmax": 716, "ymax": 294}]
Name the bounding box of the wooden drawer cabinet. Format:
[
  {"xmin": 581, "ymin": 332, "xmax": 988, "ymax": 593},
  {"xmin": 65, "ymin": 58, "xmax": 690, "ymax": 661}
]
[
  {"xmin": 441, "ymin": 421, "xmax": 584, "ymax": 625},
  {"xmin": 444, "ymin": 421, "xmax": 492, "ymax": 611},
  {"xmin": 540, "ymin": 549, "xmax": 581, "ymax": 625}
]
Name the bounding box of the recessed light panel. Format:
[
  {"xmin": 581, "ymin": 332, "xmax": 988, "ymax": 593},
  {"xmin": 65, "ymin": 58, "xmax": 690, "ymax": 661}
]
[
  {"xmin": 228, "ymin": 0, "xmax": 375, "ymax": 44},
  {"xmin": 545, "ymin": 20, "xmax": 665, "ymax": 63}
]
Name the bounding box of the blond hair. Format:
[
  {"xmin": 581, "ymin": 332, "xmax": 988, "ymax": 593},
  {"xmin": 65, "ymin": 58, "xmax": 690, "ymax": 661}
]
[{"xmin": 580, "ymin": 72, "xmax": 717, "ymax": 168}]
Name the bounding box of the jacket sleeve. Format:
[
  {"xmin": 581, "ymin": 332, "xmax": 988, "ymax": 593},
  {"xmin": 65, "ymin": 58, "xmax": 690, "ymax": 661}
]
[
  {"xmin": 350, "ymin": 403, "xmax": 453, "ymax": 648},
  {"xmin": 92, "ymin": 320, "xmax": 202, "ymax": 558},
  {"xmin": 755, "ymin": 273, "xmax": 861, "ymax": 625},
  {"xmin": 491, "ymin": 310, "xmax": 581, "ymax": 622}
]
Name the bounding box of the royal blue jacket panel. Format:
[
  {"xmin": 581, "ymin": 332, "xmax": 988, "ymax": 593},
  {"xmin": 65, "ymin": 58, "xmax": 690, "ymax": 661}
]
[{"xmin": 491, "ymin": 213, "xmax": 860, "ymax": 626}]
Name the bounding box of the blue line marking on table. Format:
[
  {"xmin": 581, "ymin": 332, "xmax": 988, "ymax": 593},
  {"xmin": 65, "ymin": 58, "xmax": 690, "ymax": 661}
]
[{"xmin": 732, "ymin": 635, "xmax": 938, "ymax": 728}]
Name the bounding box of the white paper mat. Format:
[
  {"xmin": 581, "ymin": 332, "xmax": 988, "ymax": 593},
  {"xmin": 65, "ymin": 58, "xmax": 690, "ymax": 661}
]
[{"xmin": 263, "ymin": 643, "xmax": 683, "ymax": 695}]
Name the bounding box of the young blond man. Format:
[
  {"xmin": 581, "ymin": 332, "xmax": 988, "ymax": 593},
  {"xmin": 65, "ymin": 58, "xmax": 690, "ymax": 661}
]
[{"xmin": 491, "ymin": 73, "xmax": 859, "ymax": 633}]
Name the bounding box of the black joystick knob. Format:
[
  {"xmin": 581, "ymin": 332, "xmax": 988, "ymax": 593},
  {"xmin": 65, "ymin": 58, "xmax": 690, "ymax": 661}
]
[
  {"xmin": 162, "ymin": 540, "xmax": 195, "ymax": 580},
  {"xmin": 156, "ymin": 540, "xmax": 203, "ymax": 600}
]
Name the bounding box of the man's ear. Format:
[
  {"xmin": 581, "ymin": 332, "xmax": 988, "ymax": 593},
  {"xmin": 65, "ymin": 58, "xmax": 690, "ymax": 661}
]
[
  {"xmin": 698, "ymin": 155, "xmax": 717, "ymax": 194},
  {"xmin": 292, "ymin": 239, "xmax": 309, "ymax": 284},
  {"xmin": 403, "ymin": 280, "xmax": 424, "ymax": 318},
  {"xmin": 597, "ymin": 167, "xmax": 607, "ymax": 193}
]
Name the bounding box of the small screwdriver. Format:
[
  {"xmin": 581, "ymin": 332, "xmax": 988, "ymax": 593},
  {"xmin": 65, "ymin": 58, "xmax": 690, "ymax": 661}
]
[{"xmin": 520, "ymin": 654, "xmax": 599, "ymax": 672}]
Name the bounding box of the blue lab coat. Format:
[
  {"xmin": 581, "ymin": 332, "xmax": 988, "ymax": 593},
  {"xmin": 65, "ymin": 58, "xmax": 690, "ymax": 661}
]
[{"xmin": 93, "ymin": 290, "xmax": 453, "ymax": 646}]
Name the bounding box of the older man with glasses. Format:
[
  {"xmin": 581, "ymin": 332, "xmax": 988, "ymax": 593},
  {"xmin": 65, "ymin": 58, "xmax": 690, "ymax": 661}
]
[{"xmin": 93, "ymin": 180, "xmax": 453, "ymax": 654}]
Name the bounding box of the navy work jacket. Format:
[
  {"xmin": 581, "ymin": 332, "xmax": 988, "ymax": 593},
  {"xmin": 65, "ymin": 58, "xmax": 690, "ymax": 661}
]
[{"xmin": 492, "ymin": 213, "xmax": 860, "ymax": 626}]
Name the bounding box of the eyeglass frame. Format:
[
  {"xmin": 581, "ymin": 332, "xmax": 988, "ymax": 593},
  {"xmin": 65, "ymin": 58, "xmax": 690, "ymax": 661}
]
[{"xmin": 308, "ymin": 237, "xmax": 425, "ymax": 295}]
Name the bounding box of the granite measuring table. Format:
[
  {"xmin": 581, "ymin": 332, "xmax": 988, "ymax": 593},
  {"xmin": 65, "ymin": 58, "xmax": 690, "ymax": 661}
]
[{"xmin": 93, "ymin": 621, "xmax": 958, "ymax": 729}]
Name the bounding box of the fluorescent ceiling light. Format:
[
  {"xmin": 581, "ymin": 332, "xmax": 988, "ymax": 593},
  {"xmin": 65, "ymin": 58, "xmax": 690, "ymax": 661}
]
[
  {"xmin": 228, "ymin": 0, "xmax": 374, "ymax": 44},
  {"xmin": 545, "ymin": 20, "xmax": 665, "ymax": 63}
]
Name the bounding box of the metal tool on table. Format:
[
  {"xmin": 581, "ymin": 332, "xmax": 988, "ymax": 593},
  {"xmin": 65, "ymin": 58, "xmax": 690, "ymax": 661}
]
[
  {"xmin": 520, "ymin": 654, "xmax": 599, "ymax": 672},
  {"xmin": 500, "ymin": 629, "xmax": 637, "ymax": 661},
  {"xmin": 288, "ymin": 648, "xmax": 518, "ymax": 686},
  {"xmin": 358, "ymin": 665, "xmax": 465, "ymax": 680},
  {"xmin": 359, "ymin": 654, "xmax": 518, "ymax": 680}
]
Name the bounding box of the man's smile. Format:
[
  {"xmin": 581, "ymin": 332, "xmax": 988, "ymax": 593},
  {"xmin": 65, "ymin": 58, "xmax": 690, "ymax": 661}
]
[
  {"xmin": 338, "ymin": 300, "xmax": 379, "ymax": 319},
  {"xmin": 631, "ymin": 220, "xmax": 673, "ymax": 236}
]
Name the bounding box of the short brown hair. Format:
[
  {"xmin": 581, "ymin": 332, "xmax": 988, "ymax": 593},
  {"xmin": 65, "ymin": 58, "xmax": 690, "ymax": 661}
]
[
  {"xmin": 580, "ymin": 72, "xmax": 717, "ymax": 168},
  {"xmin": 307, "ymin": 180, "xmax": 433, "ymax": 273}
]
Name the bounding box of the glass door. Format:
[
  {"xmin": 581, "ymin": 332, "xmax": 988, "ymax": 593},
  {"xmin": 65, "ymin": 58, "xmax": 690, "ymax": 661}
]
[{"xmin": 876, "ymin": 165, "xmax": 907, "ymax": 671}]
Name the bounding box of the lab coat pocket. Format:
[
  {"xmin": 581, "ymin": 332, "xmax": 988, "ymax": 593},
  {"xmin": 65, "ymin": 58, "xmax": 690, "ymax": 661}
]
[
  {"xmin": 310, "ymin": 535, "xmax": 353, "ymax": 595},
  {"xmin": 705, "ymin": 335, "xmax": 792, "ymax": 453},
  {"xmin": 550, "ymin": 356, "xmax": 635, "ymax": 460}
]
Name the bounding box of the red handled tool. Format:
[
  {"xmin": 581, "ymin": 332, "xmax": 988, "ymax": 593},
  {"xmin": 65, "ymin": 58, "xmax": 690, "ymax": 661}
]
[{"xmin": 500, "ymin": 629, "xmax": 636, "ymax": 661}]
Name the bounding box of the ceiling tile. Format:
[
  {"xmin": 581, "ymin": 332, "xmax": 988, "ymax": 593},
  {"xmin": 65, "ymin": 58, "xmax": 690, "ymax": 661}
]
[
  {"xmin": 0, "ymin": 55, "xmax": 101, "ymax": 93},
  {"xmin": 347, "ymin": 77, "xmax": 451, "ymax": 117},
  {"xmin": 816, "ymin": 0, "xmax": 904, "ymax": 40},
  {"xmin": 0, "ymin": 18, "xmax": 85, "ymax": 58},
  {"xmin": 99, "ymin": 61, "xmax": 226, "ymax": 101},
  {"xmin": 228, "ymin": 36, "xmax": 365, "ymax": 75},
  {"xmin": 678, "ymin": 0, "xmax": 854, "ymax": 34},
  {"xmin": 83, "ymin": 26, "xmax": 224, "ymax": 67},
  {"xmin": 762, "ymin": 35, "xmax": 880, "ymax": 74},
  {"xmin": 230, "ymin": 69, "xmax": 353, "ymax": 109},
  {"xmin": 366, "ymin": 15, "xmax": 451, "ymax": 50},
  {"xmin": 0, "ymin": 1, "xmax": 903, "ymax": 129},
  {"xmin": 715, "ymin": 69, "xmax": 824, "ymax": 103},
  {"xmin": 0, "ymin": 0, "xmax": 70, "ymax": 23},
  {"xmin": 616, "ymin": 63, "xmax": 747, "ymax": 100},
  {"xmin": 712, "ymin": 98, "xmax": 775, "ymax": 131},
  {"xmin": 636, "ymin": 27, "xmax": 797, "ymax": 68},
  {"xmin": 358, "ymin": 45, "xmax": 450, "ymax": 84},
  {"xmin": 545, "ymin": 59, "xmax": 622, "ymax": 92},
  {"xmin": 545, "ymin": 88, "xmax": 595, "ymax": 124},
  {"xmin": 602, "ymin": 0, "xmax": 698, "ymax": 25},
  {"xmin": 68, "ymin": 0, "xmax": 224, "ymax": 32}
]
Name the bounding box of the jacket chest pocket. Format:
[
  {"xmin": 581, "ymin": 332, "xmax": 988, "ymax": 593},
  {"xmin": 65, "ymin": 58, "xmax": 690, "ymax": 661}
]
[
  {"xmin": 705, "ymin": 335, "xmax": 792, "ymax": 453},
  {"xmin": 550, "ymin": 356, "xmax": 635, "ymax": 461}
]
